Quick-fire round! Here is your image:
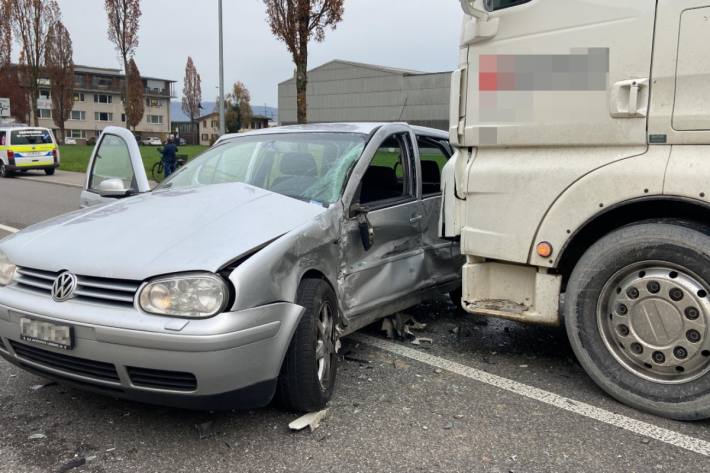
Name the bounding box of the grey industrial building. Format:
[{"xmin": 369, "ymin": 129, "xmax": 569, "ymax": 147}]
[{"xmin": 278, "ymin": 60, "xmax": 452, "ymax": 130}]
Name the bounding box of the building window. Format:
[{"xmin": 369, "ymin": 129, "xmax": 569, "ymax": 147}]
[
  {"xmin": 201, "ymin": 133, "xmax": 208, "ymax": 141},
  {"xmin": 211, "ymin": 120, "xmax": 218, "ymax": 128},
  {"xmin": 94, "ymin": 94, "xmax": 112, "ymax": 104},
  {"xmin": 39, "ymin": 89, "xmax": 50, "ymax": 99},
  {"xmin": 70, "ymin": 110, "xmax": 86, "ymax": 121},
  {"xmin": 67, "ymin": 130, "xmax": 86, "ymax": 139},
  {"xmin": 121, "ymin": 113, "xmax": 126, "ymax": 122},
  {"xmin": 73, "ymin": 93, "xmax": 85, "ymax": 102},
  {"xmin": 95, "ymin": 112, "xmax": 113, "ymax": 122},
  {"xmin": 147, "ymin": 115, "xmax": 163, "ymax": 124},
  {"xmin": 145, "ymin": 98, "xmax": 161, "ymax": 107},
  {"xmin": 92, "ymin": 77, "xmax": 112, "ymax": 89},
  {"xmin": 39, "ymin": 109, "xmax": 52, "ymax": 119}
]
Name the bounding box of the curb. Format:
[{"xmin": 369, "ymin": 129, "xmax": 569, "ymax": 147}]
[{"xmin": 16, "ymin": 175, "xmax": 84, "ymax": 189}]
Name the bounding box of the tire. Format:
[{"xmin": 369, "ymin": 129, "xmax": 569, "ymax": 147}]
[
  {"xmin": 151, "ymin": 162, "xmax": 163, "ymax": 182},
  {"xmin": 450, "ymin": 287, "xmax": 465, "ymax": 314},
  {"xmin": 277, "ymin": 278, "xmax": 338, "ymax": 412},
  {"xmin": 44, "ymin": 168, "xmax": 55, "ymax": 176},
  {"xmin": 0, "ymin": 162, "xmax": 13, "ymax": 178},
  {"xmin": 565, "ymin": 221, "xmax": 710, "ymax": 420}
]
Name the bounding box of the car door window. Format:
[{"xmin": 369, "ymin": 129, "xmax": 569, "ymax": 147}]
[
  {"xmin": 89, "ymin": 134, "xmax": 136, "ymax": 192},
  {"xmin": 358, "ymin": 133, "xmax": 415, "ymax": 207},
  {"xmin": 418, "ymin": 136, "xmax": 452, "ymax": 197}
]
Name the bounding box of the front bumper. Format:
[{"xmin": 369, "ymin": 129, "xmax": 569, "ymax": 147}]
[
  {"xmin": 0, "ymin": 287, "xmax": 304, "ymax": 410},
  {"xmin": 7, "ymin": 162, "xmax": 60, "ymax": 172}
]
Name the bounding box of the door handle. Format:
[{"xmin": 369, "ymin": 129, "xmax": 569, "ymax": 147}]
[
  {"xmin": 410, "ymin": 214, "xmax": 423, "ymax": 224},
  {"xmin": 609, "ymin": 78, "xmax": 648, "ymax": 118}
]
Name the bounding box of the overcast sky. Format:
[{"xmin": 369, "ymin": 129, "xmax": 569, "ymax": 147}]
[{"xmin": 12, "ymin": 0, "xmax": 463, "ymax": 108}]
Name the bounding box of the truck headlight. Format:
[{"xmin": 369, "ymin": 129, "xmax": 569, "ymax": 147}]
[
  {"xmin": 0, "ymin": 251, "xmax": 16, "ymax": 286},
  {"xmin": 138, "ymin": 273, "xmax": 228, "ymax": 318}
]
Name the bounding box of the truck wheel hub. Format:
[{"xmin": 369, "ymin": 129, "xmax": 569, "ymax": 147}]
[{"xmin": 598, "ymin": 264, "xmax": 710, "ymax": 384}]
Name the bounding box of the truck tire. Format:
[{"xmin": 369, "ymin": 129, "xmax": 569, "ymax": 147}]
[
  {"xmin": 276, "ymin": 278, "xmax": 338, "ymax": 412},
  {"xmin": 565, "ymin": 221, "xmax": 710, "ymax": 420}
]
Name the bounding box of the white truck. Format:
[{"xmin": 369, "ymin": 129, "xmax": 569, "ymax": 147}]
[{"xmin": 444, "ymin": 0, "xmax": 710, "ymax": 420}]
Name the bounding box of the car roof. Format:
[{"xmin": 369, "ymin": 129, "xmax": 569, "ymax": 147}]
[
  {"xmin": 217, "ymin": 122, "xmax": 448, "ymax": 143},
  {"xmin": 0, "ymin": 125, "xmax": 51, "ymax": 132}
]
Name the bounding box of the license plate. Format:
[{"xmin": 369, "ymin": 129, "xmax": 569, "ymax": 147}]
[{"xmin": 20, "ymin": 318, "xmax": 74, "ymax": 350}]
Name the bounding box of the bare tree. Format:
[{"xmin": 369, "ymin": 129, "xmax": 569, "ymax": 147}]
[
  {"xmin": 0, "ymin": 0, "xmax": 11, "ymax": 68},
  {"xmin": 181, "ymin": 56, "xmax": 202, "ymax": 127},
  {"xmin": 225, "ymin": 81, "xmax": 252, "ymax": 133},
  {"xmin": 125, "ymin": 58, "xmax": 144, "ymax": 131},
  {"xmin": 105, "ymin": 0, "xmax": 141, "ymax": 115},
  {"xmin": 264, "ymin": 0, "xmax": 344, "ymax": 124},
  {"xmin": 45, "ymin": 21, "xmax": 74, "ymax": 142},
  {"xmin": 8, "ymin": 0, "xmax": 60, "ymax": 125}
]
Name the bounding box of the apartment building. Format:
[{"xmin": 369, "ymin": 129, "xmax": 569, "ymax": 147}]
[{"xmin": 36, "ymin": 65, "xmax": 175, "ymax": 143}]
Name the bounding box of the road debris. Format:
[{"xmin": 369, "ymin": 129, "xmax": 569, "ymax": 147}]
[
  {"xmin": 195, "ymin": 421, "xmax": 214, "ymax": 439},
  {"xmin": 57, "ymin": 457, "xmax": 86, "ymax": 473},
  {"xmin": 30, "ymin": 381, "xmax": 57, "ymax": 391},
  {"xmin": 289, "ymin": 409, "xmax": 329, "ymax": 432},
  {"xmin": 381, "ymin": 313, "xmax": 430, "ymax": 345},
  {"xmin": 343, "ymin": 354, "xmax": 371, "ymax": 364},
  {"xmin": 28, "ymin": 433, "xmax": 46, "ymax": 440}
]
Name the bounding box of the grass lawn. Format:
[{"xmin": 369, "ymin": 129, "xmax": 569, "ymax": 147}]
[{"xmin": 58, "ymin": 145, "xmax": 209, "ymax": 176}]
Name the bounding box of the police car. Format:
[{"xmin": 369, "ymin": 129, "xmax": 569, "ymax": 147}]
[{"xmin": 0, "ymin": 126, "xmax": 60, "ymax": 178}]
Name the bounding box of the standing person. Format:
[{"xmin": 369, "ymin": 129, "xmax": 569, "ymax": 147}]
[{"xmin": 161, "ymin": 136, "xmax": 179, "ymax": 178}]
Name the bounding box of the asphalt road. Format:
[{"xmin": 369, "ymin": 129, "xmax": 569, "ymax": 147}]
[{"xmin": 1, "ymin": 178, "xmax": 709, "ymax": 473}]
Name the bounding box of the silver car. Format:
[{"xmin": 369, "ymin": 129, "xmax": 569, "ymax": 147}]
[{"xmin": 0, "ymin": 123, "xmax": 461, "ymax": 411}]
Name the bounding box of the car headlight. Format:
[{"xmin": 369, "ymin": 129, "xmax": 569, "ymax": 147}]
[
  {"xmin": 138, "ymin": 273, "xmax": 229, "ymax": 318},
  {"xmin": 0, "ymin": 251, "xmax": 16, "ymax": 287}
]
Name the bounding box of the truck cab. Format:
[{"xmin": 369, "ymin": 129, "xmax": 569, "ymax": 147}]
[{"xmin": 444, "ymin": 0, "xmax": 710, "ymax": 419}]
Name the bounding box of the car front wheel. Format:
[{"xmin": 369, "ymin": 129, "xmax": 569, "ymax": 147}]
[
  {"xmin": 277, "ymin": 278, "xmax": 338, "ymax": 412},
  {"xmin": 565, "ymin": 221, "xmax": 710, "ymax": 420}
]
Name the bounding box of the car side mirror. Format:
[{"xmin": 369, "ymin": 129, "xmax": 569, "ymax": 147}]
[
  {"xmin": 351, "ymin": 203, "xmax": 374, "ymax": 251},
  {"xmin": 97, "ymin": 178, "xmax": 132, "ymax": 198}
]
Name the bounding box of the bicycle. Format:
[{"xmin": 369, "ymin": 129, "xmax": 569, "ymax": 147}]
[{"xmin": 151, "ymin": 149, "xmax": 187, "ymax": 182}]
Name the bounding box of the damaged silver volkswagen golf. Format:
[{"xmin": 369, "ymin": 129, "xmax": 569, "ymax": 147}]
[{"xmin": 0, "ymin": 123, "xmax": 461, "ymax": 411}]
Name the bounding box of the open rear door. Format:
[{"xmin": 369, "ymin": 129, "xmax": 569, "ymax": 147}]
[{"xmin": 80, "ymin": 126, "xmax": 151, "ymax": 208}]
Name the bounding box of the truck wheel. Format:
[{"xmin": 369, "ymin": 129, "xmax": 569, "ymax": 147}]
[
  {"xmin": 45, "ymin": 168, "xmax": 55, "ymax": 176},
  {"xmin": 450, "ymin": 288, "xmax": 463, "ymax": 312},
  {"xmin": 276, "ymin": 278, "xmax": 338, "ymax": 412},
  {"xmin": 565, "ymin": 221, "xmax": 710, "ymax": 420}
]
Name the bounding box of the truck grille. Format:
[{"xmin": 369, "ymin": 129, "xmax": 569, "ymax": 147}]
[
  {"xmin": 15, "ymin": 266, "xmax": 140, "ymax": 307},
  {"xmin": 10, "ymin": 341, "xmax": 120, "ymax": 382},
  {"xmin": 127, "ymin": 366, "xmax": 198, "ymax": 391}
]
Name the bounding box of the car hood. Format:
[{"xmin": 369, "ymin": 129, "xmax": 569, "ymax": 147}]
[{"xmin": 1, "ymin": 183, "xmax": 327, "ymax": 280}]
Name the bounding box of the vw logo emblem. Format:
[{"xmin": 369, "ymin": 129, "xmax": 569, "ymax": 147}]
[{"xmin": 51, "ymin": 272, "xmax": 78, "ymax": 302}]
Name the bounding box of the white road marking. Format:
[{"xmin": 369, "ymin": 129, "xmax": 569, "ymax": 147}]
[
  {"xmin": 0, "ymin": 224, "xmax": 19, "ymax": 234},
  {"xmin": 352, "ymin": 333, "xmax": 710, "ymax": 458}
]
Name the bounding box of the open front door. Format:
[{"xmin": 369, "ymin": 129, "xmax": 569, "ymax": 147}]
[{"xmin": 80, "ymin": 126, "xmax": 151, "ymax": 208}]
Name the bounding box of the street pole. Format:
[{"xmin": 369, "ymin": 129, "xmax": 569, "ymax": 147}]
[{"xmin": 218, "ymin": 0, "xmax": 226, "ymax": 135}]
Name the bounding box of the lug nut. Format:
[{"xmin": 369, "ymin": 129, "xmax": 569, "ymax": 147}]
[
  {"xmin": 617, "ymin": 325, "xmax": 630, "ymax": 337},
  {"xmin": 627, "ymin": 287, "xmax": 640, "ymax": 299},
  {"xmin": 685, "ymin": 307, "xmax": 700, "ymax": 320},
  {"xmin": 687, "ymin": 330, "xmax": 702, "ymax": 343},
  {"xmin": 670, "ymin": 288, "xmax": 684, "ymax": 301},
  {"xmin": 617, "ymin": 304, "xmax": 628, "ymax": 315},
  {"xmin": 647, "ymin": 281, "xmax": 661, "ymax": 294},
  {"xmin": 631, "ymin": 343, "xmax": 644, "ymax": 355},
  {"xmin": 653, "ymin": 351, "xmax": 666, "ymax": 364},
  {"xmin": 673, "ymin": 347, "xmax": 688, "ymax": 360}
]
